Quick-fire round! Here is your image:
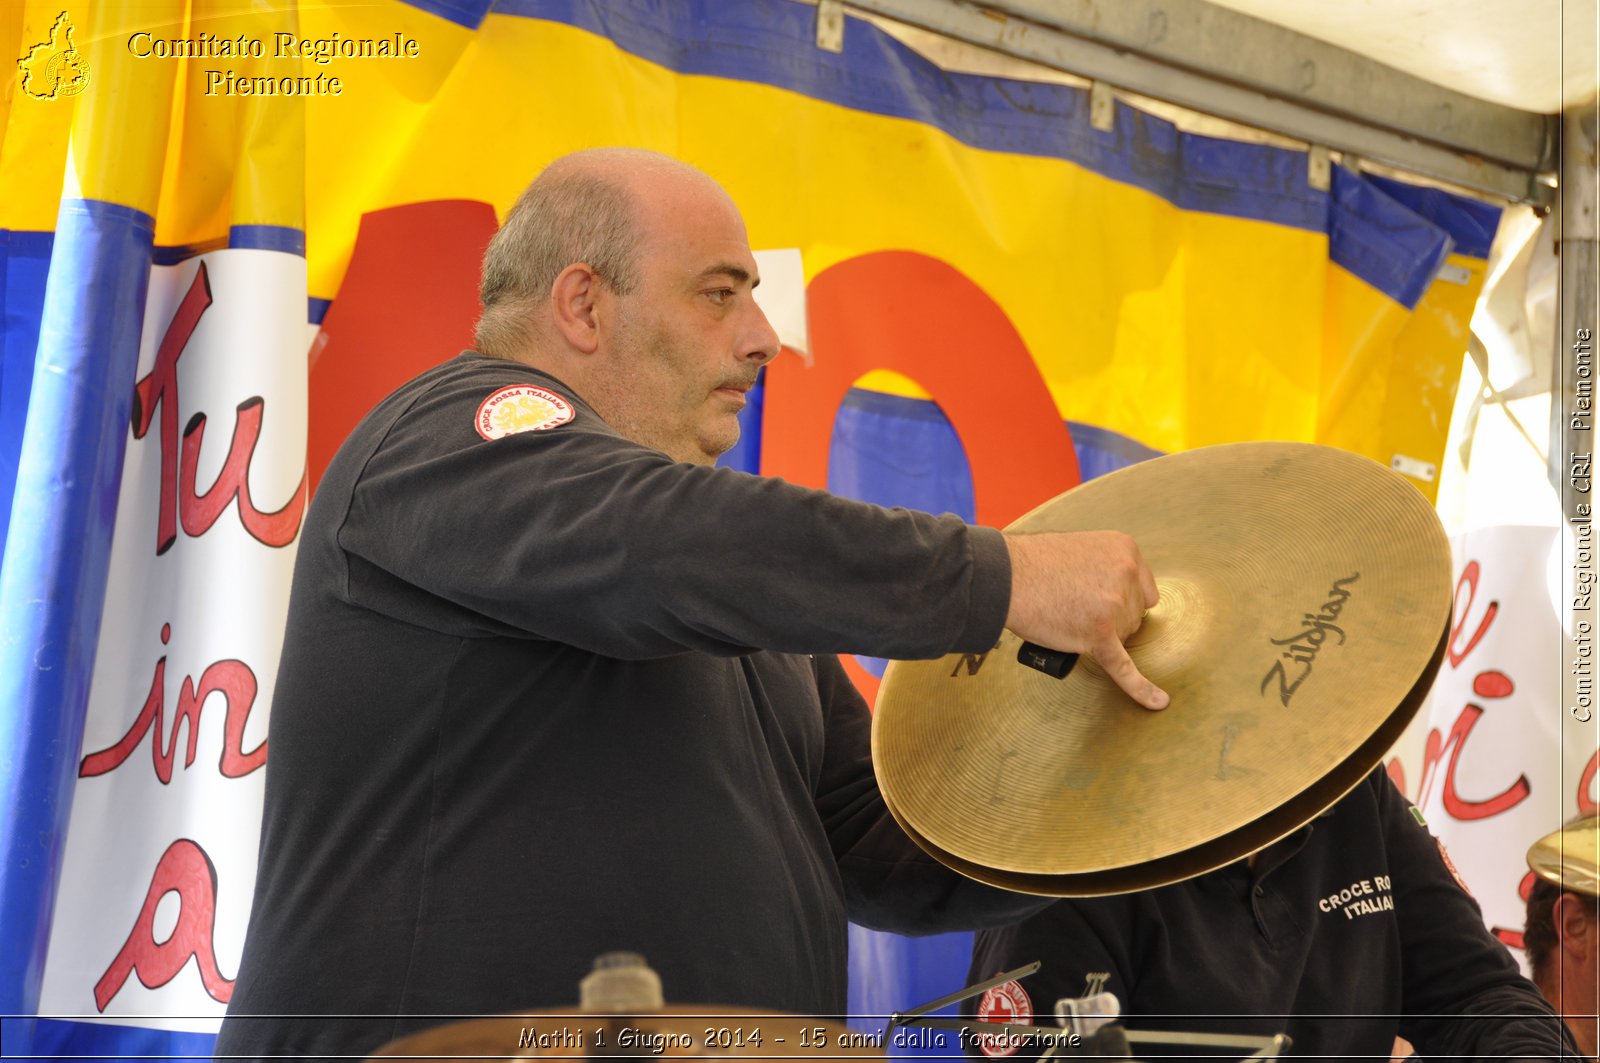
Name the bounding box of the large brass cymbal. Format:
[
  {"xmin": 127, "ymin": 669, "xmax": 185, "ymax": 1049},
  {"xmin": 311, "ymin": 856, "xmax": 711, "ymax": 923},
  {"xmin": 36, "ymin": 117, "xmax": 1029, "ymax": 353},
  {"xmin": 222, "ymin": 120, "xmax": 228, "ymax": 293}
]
[
  {"xmin": 1528, "ymin": 815, "xmax": 1600, "ymax": 897},
  {"xmin": 872, "ymin": 441, "xmax": 1452, "ymax": 896}
]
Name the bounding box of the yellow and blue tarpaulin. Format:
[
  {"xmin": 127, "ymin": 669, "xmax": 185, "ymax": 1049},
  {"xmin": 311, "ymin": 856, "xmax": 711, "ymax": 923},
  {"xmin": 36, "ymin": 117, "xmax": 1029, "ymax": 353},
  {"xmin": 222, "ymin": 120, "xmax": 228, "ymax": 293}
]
[{"xmin": 0, "ymin": 0, "xmax": 1498, "ymax": 1057}]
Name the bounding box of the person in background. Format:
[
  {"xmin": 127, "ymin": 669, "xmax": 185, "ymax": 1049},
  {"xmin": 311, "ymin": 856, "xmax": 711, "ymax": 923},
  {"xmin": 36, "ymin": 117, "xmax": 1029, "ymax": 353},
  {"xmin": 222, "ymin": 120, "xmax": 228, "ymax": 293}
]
[
  {"xmin": 1526, "ymin": 814, "xmax": 1600, "ymax": 1060},
  {"xmin": 967, "ymin": 769, "xmax": 1575, "ymax": 1061}
]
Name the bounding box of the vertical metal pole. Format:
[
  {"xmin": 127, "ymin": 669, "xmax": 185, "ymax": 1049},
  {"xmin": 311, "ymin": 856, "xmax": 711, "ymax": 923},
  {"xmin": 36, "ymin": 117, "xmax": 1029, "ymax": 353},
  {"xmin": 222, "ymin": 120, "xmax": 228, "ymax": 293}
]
[{"xmin": 1558, "ymin": 102, "xmax": 1598, "ymax": 520}]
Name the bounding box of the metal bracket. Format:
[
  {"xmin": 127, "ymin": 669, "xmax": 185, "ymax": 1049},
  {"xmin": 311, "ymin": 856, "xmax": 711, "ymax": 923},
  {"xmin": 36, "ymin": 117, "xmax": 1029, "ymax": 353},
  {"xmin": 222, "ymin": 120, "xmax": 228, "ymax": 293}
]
[
  {"xmin": 816, "ymin": 0, "xmax": 844, "ymax": 53},
  {"xmin": 1307, "ymin": 144, "xmax": 1332, "ymax": 192},
  {"xmin": 1090, "ymin": 80, "xmax": 1115, "ymax": 132}
]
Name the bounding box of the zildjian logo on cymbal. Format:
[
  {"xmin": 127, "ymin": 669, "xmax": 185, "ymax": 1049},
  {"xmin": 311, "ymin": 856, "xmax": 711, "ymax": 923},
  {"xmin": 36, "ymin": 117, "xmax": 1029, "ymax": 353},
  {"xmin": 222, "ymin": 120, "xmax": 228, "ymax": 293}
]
[{"xmin": 1259, "ymin": 573, "xmax": 1361, "ymax": 706}]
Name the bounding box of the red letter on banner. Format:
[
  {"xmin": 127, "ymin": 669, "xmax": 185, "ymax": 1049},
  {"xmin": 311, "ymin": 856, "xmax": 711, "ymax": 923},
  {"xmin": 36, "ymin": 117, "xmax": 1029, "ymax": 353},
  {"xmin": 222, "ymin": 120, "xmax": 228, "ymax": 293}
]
[
  {"xmin": 1446, "ymin": 561, "xmax": 1497, "ymax": 668},
  {"xmin": 79, "ymin": 624, "xmax": 266, "ymax": 782},
  {"xmin": 308, "ymin": 200, "xmax": 499, "ymax": 494},
  {"xmin": 763, "ymin": 250, "xmax": 1078, "ymax": 525},
  {"xmin": 1400, "ymin": 560, "xmax": 1529, "ymax": 820},
  {"xmin": 131, "ymin": 262, "xmax": 305, "ymax": 554},
  {"xmin": 94, "ymin": 839, "xmax": 234, "ymax": 1009},
  {"xmin": 1414, "ymin": 677, "xmax": 1530, "ymax": 821}
]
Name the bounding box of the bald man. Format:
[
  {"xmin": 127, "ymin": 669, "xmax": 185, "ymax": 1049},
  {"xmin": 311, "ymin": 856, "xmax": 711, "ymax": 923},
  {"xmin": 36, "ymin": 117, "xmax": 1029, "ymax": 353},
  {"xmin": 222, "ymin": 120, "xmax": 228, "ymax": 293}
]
[{"xmin": 214, "ymin": 149, "xmax": 1165, "ymax": 1060}]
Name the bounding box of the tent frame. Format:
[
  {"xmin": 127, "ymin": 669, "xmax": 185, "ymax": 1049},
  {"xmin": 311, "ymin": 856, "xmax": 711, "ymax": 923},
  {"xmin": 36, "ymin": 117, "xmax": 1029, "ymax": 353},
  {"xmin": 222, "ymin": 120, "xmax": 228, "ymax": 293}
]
[{"xmin": 838, "ymin": 0, "xmax": 1559, "ymax": 206}]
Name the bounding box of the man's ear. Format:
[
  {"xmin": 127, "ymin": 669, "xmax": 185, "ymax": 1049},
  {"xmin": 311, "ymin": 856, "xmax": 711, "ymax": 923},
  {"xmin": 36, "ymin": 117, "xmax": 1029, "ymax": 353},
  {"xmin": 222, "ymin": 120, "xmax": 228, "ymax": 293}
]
[
  {"xmin": 550, "ymin": 263, "xmax": 601, "ymax": 354},
  {"xmin": 1555, "ymin": 892, "xmax": 1596, "ymax": 963}
]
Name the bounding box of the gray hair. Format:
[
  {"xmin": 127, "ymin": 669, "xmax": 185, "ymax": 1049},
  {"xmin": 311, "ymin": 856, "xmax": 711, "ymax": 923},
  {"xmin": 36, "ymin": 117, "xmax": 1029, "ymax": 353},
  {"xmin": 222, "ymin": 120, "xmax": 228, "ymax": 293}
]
[{"xmin": 474, "ymin": 160, "xmax": 642, "ymax": 357}]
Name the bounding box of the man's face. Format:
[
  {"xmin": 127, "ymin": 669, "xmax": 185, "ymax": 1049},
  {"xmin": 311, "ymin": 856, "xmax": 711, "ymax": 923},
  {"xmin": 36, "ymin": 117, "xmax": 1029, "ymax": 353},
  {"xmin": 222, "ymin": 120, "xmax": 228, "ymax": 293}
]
[{"xmin": 593, "ymin": 174, "xmax": 781, "ymax": 465}]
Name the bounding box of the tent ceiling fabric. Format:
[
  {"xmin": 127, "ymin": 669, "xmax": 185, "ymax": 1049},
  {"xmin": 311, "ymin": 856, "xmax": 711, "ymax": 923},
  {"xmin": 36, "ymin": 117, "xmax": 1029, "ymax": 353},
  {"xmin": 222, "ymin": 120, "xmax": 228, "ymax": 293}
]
[{"xmin": 1203, "ymin": 0, "xmax": 1595, "ymax": 116}]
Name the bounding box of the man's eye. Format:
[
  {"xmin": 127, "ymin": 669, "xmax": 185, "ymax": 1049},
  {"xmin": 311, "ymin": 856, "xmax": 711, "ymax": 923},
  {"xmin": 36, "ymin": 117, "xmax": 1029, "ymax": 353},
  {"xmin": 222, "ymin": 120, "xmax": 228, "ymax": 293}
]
[{"xmin": 706, "ymin": 288, "xmax": 734, "ymax": 305}]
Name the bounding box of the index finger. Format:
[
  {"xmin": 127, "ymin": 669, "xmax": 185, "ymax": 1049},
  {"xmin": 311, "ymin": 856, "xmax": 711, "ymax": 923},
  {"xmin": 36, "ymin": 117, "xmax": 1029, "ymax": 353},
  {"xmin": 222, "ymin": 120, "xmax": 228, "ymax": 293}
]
[
  {"xmin": 1094, "ymin": 635, "xmax": 1169, "ymax": 711},
  {"xmin": 1139, "ymin": 555, "xmax": 1159, "ymax": 610}
]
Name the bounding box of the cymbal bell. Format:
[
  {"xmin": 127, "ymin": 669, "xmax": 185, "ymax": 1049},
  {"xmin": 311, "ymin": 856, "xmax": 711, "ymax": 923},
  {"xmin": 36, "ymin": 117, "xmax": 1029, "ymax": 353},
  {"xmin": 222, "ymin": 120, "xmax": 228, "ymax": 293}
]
[
  {"xmin": 1528, "ymin": 815, "xmax": 1600, "ymax": 897},
  {"xmin": 369, "ymin": 1006, "xmax": 879, "ymax": 1060},
  {"xmin": 872, "ymin": 441, "xmax": 1452, "ymax": 896}
]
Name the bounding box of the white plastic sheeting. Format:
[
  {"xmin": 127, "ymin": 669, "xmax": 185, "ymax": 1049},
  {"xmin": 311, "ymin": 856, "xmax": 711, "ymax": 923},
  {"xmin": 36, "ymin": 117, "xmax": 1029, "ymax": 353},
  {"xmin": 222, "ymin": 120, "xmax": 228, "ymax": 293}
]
[{"xmin": 1204, "ymin": 0, "xmax": 1596, "ymax": 114}]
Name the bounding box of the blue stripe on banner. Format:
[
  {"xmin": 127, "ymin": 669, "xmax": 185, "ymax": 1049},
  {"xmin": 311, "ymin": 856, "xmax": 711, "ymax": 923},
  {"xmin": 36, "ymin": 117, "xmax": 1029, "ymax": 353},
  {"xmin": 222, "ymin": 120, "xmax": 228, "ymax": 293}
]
[
  {"xmin": 8, "ymin": 1017, "xmax": 218, "ymax": 1062},
  {"xmin": 828, "ymin": 387, "xmax": 977, "ymax": 520},
  {"xmin": 150, "ymin": 236, "xmax": 227, "ymax": 265},
  {"xmin": 403, "ymin": 0, "xmax": 492, "ymax": 29},
  {"xmin": 1174, "ymin": 133, "xmax": 1322, "ymax": 230},
  {"xmin": 0, "ymin": 199, "xmax": 155, "ymax": 1030},
  {"xmin": 848, "ymin": 925, "xmax": 976, "ymax": 1057},
  {"xmin": 151, "ymin": 226, "xmax": 308, "ymax": 266},
  {"xmin": 489, "ymin": 0, "xmax": 1494, "ymax": 307},
  {"xmin": 1, "ymin": 230, "xmax": 56, "ymax": 564},
  {"xmin": 1070, "ymin": 421, "xmax": 1165, "ymax": 482},
  {"xmin": 825, "ymin": 387, "xmax": 977, "ymax": 680},
  {"xmin": 1364, "ymin": 173, "xmax": 1502, "ymax": 260},
  {"xmin": 308, "ymin": 295, "xmax": 332, "ymax": 325},
  {"xmin": 826, "ymin": 386, "xmax": 1157, "ymax": 511},
  {"xmin": 1328, "ymin": 167, "xmax": 1452, "ymax": 309},
  {"xmin": 228, "ymin": 224, "xmax": 306, "ymax": 256}
]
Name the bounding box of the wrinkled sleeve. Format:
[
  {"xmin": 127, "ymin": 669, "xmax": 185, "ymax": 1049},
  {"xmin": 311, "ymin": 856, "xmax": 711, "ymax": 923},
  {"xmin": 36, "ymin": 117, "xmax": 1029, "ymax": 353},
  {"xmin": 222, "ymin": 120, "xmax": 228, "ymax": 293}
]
[
  {"xmin": 334, "ymin": 374, "xmax": 1010, "ymax": 660},
  {"xmin": 809, "ymin": 654, "xmax": 1051, "ymax": 934},
  {"xmin": 1385, "ymin": 774, "xmax": 1578, "ymax": 1060}
]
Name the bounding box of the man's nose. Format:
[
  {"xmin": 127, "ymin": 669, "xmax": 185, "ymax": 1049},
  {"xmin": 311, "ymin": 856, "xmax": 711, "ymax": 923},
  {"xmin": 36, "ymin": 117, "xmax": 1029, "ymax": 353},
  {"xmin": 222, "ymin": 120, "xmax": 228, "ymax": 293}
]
[{"xmin": 743, "ymin": 300, "xmax": 782, "ymax": 365}]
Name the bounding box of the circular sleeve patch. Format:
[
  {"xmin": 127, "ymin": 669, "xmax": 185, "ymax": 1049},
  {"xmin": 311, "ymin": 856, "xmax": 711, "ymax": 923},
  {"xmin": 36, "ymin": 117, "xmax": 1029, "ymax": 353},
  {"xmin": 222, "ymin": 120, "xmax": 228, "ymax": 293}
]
[
  {"xmin": 974, "ymin": 979, "xmax": 1034, "ymax": 1058},
  {"xmin": 474, "ymin": 385, "xmax": 574, "ymax": 439}
]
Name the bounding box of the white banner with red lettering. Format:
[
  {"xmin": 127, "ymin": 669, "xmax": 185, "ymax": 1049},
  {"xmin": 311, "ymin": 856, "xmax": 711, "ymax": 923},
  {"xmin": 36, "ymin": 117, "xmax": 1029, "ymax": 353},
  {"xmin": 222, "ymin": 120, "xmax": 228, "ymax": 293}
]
[
  {"xmin": 1388, "ymin": 523, "xmax": 1596, "ymax": 962},
  {"xmin": 36, "ymin": 251, "xmax": 307, "ymax": 1031}
]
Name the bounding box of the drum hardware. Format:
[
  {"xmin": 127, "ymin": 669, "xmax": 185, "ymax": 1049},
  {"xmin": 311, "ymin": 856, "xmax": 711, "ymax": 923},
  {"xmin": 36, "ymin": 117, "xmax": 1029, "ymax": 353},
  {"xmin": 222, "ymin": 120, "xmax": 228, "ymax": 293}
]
[
  {"xmin": 887, "ymin": 960, "xmax": 1040, "ymax": 1030},
  {"xmin": 873, "ymin": 441, "xmax": 1454, "ymax": 895},
  {"xmin": 1053, "ymin": 990, "xmax": 1119, "ymax": 1041},
  {"xmin": 888, "ymin": 963, "xmax": 1291, "ymax": 1061},
  {"xmin": 1100, "ymin": 1027, "xmax": 1291, "ymax": 1061}
]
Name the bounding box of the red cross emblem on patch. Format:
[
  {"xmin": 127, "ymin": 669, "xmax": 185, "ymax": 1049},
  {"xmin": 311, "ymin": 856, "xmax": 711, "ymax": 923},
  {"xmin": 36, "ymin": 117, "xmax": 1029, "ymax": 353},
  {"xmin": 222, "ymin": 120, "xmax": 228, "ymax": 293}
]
[{"xmin": 975, "ymin": 979, "xmax": 1033, "ymax": 1058}]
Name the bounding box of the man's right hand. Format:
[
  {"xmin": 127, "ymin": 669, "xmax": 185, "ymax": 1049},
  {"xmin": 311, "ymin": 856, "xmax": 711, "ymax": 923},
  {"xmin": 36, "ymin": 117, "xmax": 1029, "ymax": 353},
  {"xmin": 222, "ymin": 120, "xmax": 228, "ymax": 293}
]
[{"xmin": 1002, "ymin": 530, "xmax": 1168, "ymax": 711}]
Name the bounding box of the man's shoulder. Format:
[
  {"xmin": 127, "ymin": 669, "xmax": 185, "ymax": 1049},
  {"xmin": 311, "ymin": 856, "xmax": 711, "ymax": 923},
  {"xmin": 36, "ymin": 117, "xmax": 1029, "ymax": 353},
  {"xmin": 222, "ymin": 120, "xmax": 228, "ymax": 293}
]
[
  {"xmin": 388, "ymin": 351, "xmax": 583, "ymax": 417},
  {"xmin": 345, "ymin": 353, "xmax": 597, "ymax": 452}
]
